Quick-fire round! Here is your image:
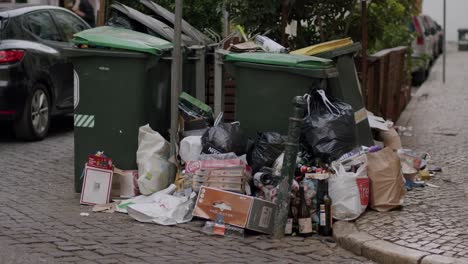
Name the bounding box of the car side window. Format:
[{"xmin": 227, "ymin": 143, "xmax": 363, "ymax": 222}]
[
  {"xmin": 52, "ymin": 10, "xmax": 89, "ymax": 42},
  {"xmin": 25, "ymin": 11, "xmax": 63, "ymax": 42}
]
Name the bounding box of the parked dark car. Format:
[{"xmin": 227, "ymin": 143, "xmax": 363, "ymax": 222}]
[{"xmin": 0, "ymin": 4, "xmax": 90, "ymax": 140}]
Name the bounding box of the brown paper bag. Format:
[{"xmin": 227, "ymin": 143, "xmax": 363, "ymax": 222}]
[
  {"xmin": 367, "ymin": 147, "xmax": 406, "ymax": 212},
  {"xmin": 378, "ymin": 128, "xmax": 402, "ymax": 150}
]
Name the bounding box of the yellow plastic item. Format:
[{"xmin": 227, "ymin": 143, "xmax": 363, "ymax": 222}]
[{"xmin": 290, "ymin": 38, "xmax": 354, "ymax": 56}]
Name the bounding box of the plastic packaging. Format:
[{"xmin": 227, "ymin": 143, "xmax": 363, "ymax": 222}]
[
  {"xmin": 201, "ymin": 123, "xmax": 248, "ymax": 156},
  {"xmin": 136, "ymin": 125, "xmax": 171, "ymax": 195},
  {"xmin": 255, "ymin": 35, "xmax": 287, "ymax": 53},
  {"xmin": 125, "ymin": 184, "xmax": 197, "ymax": 225},
  {"xmin": 328, "ymin": 162, "xmax": 369, "ymax": 221},
  {"xmin": 179, "ymin": 136, "xmax": 202, "ymax": 162},
  {"xmin": 248, "ymin": 132, "xmax": 286, "ymax": 173},
  {"xmin": 201, "ymin": 221, "xmax": 245, "ymax": 238},
  {"xmin": 301, "ymin": 90, "xmax": 357, "ymax": 163}
]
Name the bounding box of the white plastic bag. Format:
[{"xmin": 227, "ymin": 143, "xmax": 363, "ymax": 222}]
[
  {"xmin": 179, "ymin": 136, "xmax": 202, "ymax": 162},
  {"xmin": 136, "ymin": 124, "xmax": 171, "ymax": 195},
  {"xmin": 329, "ymin": 162, "xmax": 369, "ymax": 221},
  {"xmin": 117, "ymin": 184, "xmax": 196, "ymax": 225},
  {"xmin": 127, "ymin": 192, "xmax": 197, "ymax": 225}
]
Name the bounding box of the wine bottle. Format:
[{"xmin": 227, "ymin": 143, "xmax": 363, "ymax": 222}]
[
  {"xmin": 284, "ymin": 203, "xmax": 294, "ymax": 235},
  {"xmin": 319, "ymin": 194, "xmax": 333, "ymax": 236},
  {"xmin": 298, "ymin": 186, "xmax": 313, "ymax": 237}
]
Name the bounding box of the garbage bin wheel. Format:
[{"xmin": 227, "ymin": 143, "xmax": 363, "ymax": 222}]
[{"xmin": 14, "ymin": 84, "xmax": 51, "ymax": 141}]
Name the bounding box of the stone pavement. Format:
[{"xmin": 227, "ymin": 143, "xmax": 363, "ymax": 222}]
[
  {"xmin": 0, "ymin": 122, "xmax": 371, "ymax": 263},
  {"xmin": 353, "ymin": 46, "xmax": 468, "ymax": 261}
]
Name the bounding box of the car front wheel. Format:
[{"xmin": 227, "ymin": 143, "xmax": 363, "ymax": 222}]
[{"xmin": 14, "ymin": 84, "xmax": 51, "ymax": 140}]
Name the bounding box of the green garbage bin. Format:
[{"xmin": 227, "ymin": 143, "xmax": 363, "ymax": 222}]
[
  {"xmin": 223, "ymin": 53, "xmax": 338, "ymax": 137},
  {"xmin": 68, "ymin": 27, "xmax": 173, "ymax": 193},
  {"xmin": 458, "ymin": 29, "xmax": 468, "ymax": 51},
  {"xmin": 314, "ymin": 43, "xmax": 374, "ymax": 147}
]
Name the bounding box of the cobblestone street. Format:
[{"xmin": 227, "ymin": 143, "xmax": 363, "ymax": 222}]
[
  {"xmin": 356, "ymin": 47, "xmax": 468, "ymax": 260},
  {"xmin": 0, "ymin": 126, "xmax": 370, "ymax": 262}
]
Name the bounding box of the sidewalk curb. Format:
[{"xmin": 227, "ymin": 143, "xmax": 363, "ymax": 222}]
[{"xmin": 333, "ymin": 221, "xmax": 468, "ymax": 264}]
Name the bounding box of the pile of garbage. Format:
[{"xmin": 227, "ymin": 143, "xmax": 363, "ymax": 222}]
[{"xmin": 79, "ymin": 89, "xmax": 439, "ymax": 238}]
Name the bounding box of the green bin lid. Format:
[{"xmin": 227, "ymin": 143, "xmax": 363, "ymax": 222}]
[
  {"xmin": 73, "ymin": 26, "xmax": 173, "ymax": 55},
  {"xmin": 224, "ymin": 52, "xmax": 333, "ymax": 69}
]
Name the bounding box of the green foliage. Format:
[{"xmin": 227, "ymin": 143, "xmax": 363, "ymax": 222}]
[
  {"xmin": 287, "ymin": 0, "xmax": 355, "ymax": 49},
  {"xmin": 226, "ymin": 0, "xmax": 282, "ymax": 41},
  {"xmin": 348, "ymin": 0, "xmax": 414, "ymax": 53},
  {"xmin": 108, "ymin": 0, "xmax": 223, "ymax": 34}
]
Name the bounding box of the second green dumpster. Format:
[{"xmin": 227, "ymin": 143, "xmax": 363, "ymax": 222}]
[{"xmin": 223, "ymin": 52, "xmax": 338, "ymax": 137}]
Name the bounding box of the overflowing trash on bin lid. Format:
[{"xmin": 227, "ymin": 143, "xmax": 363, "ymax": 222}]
[{"xmin": 73, "ymin": 18, "xmax": 440, "ymax": 239}]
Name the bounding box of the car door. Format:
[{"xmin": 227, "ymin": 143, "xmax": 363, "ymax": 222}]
[
  {"xmin": 23, "ymin": 10, "xmax": 72, "ymax": 110},
  {"xmin": 49, "ymin": 9, "xmax": 90, "ymax": 109}
]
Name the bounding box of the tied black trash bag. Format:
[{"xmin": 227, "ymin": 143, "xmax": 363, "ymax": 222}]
[
  {"xmin": 301, "ymin": 90, "xmax": 357, "ymax": 163},
  {"xmin": 201, "ymin": 123, "xmax": 248, "ymax": 156},
  {"xmin": 248, "ymin": 132, "xmax": 286, "ymax": 173}
]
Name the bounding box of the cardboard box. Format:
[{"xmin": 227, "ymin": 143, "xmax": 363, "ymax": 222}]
[
  {"xmin": 185, "ymin": 159, "xmax": 247, "ymax": 173},
  {"xmin": 192, "ymin": 187, "xmax": 276, "ymax": 234}
]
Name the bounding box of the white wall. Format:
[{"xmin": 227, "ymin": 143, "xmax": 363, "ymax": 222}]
[{"xmin": 423, "ymin": 0, "xmax": 468, "ymax": 41}]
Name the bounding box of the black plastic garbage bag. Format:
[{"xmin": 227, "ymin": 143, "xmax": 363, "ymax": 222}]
[
  {"xmin": 301, "ymin": 90, "xmax": 357, "ymax": 162},
  {"xmin": 248, "ymin": 132, "xmax": 286, "ymax": 173},
  {"xmin": 201, "ymin": 123, "xmax": 248, "ymax": 156}
]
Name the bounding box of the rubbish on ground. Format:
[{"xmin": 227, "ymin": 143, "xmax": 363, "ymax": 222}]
[
  {"xmin": 297, "ymin": 185, "xmax": 313, "ymax": 237},
  {"xmin": 179, "ymin": 92, "xmax": 214, "ymax": 125},
  {"xmin": 202, "ymin": 220, "xmax": 245, "ymax": 238},
  {"xmin": 247, "ymin": 132, "xmax": 286, "ymax": 173},
  {"xmin": 253, "ymin": 167, "xmax": 282, "ymax": 203},
  {"xmin": 92, "ymin": 203, "xmax": 117, "ymax": 213},
  {"xmin": 395, "ymin": 126, "xmax": 413, "ymax": 137},
  {"xmin": 179, "ymin": 136, "xmax": 202, "ymax": 162},
  {"xmin": 116, "ymin": 184, "xmax": 177, "ymax": 213},
  {"xmin": 301, "ymin": 90, "xmax": 357, "ymax": 163},
  {"xmin": 379, "ymin": 128, "xmax": 402, "ymax": 151},
  {"xmin": 201, "ymin": 122, "xmax": 248, "ymax": 156},
  {"xmin": 419, "ymin": 169, "xmax": 432, "ymax": 181},
  {"xmin": 426, "ymin": 183, "xmax": 440, "ymax": 188},
  {"xmin": 117, "ymin": 184, "xmax": 197, "ymax": 225},
  {"xmin": 254, "ymin": 35, "xmax": 287, "ymax": 53},
  {"xmin": 185, "ymin": 158, "xmax": 248, "ymax": 174},
  {"xmin": 367, "ymin": 113, "xmax": 392, "ymax": 131},
  {"xmin": 429, "ymin": 166, "xmax": 442, "ymax": 173},
  {"xmin": 272, "ymin": 153, "xmax": 284, "ymax": 175},
  {"xmin": 80, "ymin": 212, "xmax": 90, "ymax": 217},
  {"xmin": 405, "ymin": 179, "xmax": 425, "ymax": 191},
  {"xmin": 136, "ymin": 125, "xmax": 171, "ymax": 195},
  {"xmin": 112, "ymin": 168, "xmax": 139, "ymax": 198},
  {"xmin": 80, "ymin": 155, "xmax": 114, "ymax": 205},
  {"xmin": 197, "ymin": 152, "xmax": 239, "ymax": 161},
  {"xmin": 192, "ymin": 186, "xmax": 276, "ymax": 234},
  {"xmin": 328, "ymin": 158, "xmax": 369, "ymax": 221},
  {"xmin": 192, "ymin": 168, "xmax": 250, "ymax": 194},
  {"xmin": 367, "ymin": 148, "xmax": 406, "ymax": 212}
]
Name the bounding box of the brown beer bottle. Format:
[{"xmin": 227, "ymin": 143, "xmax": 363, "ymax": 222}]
[{"xmin": 298, "ymin": 186, "xmax": 313, "ymax": 237}]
